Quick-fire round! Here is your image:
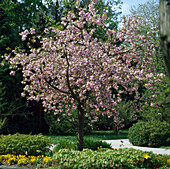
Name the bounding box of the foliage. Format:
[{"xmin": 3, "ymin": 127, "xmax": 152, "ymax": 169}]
[
  {"xmin": 52, "ymin": 148, "xmax": 169, "ymax": 168},
  {"xmin": 116, "ymin": 100, "xmax": 137, "ymax": 128},
  {"xmin": 129, "ymin": 0, "xmax": 165, "ymax": 74},
  {"xmin": 92, "ymin": 100, "xmax": 136, "ymax": 131},
  {"xmin": 44, "ymin": 111, "xmax": 77, "ymax": 135},
  {"xmin": 0, "ymin": 6, "xmax": 19, "ymax": 55},
  {"xmin": 91, "ymin": 100, "xmax": 137, "ymax": 131},
  {"xmin": 0, "ymin": 0, "xmax": 52, "ymax": 33},
  {"xmin": 53, "ymin": 140, "xmax": 76, "ymax": 152},
  {"xmin": 44, "ymin": 109, "xmax": 91, "ymax": 135},
  {"xmin": 0, "ymin": 66, "xmax": 45, "ymax": 134},
  {"xmin": 0, "ymin": 2, "xmax": 48, "ymax": 134},
  {"xmin": 128, "ymin": 120, "xmax": 170, "ymax": 147},
  {"xmin": 0, "ymin": 149, "xmax": 170, "ymax": 169},
  {"xmin": 53, "ymin": 138, "xmax": 111, "ymax": 153},
  {"xmin": 130, "ymin": 0, "xmax": 159, "ymax": 29},
  {"xmin": 0, "ymin": 82, "xmax": 7, "ymax": 115},
  {"xmin": 0, "ymin": 118, "xmax": 7, "ymax": 132},
  {"xmin": 83, "ymin": 139, "xmax": 111, "ymax": 150},
  {"xmin": 138, "ymin": 76, "xmax": 170, "ymax": 123},
  {"xmin": 0, "ymin": 133, "xmax": 52, "ymax": 156}
]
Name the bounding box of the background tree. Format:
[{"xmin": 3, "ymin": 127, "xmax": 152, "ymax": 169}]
[
  {"xmin": 127, "ymin": 0, "xmax": 170, "ymax": 124},
  {"xmin": 160, "ymin": 0, "xmax": 170, "ymax": 78},
  {"xmin": 0, "ymin": 0, "xmax": 53, "ymax": 134},
  {"xmin": 129, "ymin": 0, "xmax": 165, "ymax": 74}
]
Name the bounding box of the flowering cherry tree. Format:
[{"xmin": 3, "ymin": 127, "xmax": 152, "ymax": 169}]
[{"xmin": 2, "ymin": 0, "xmax": 164, "ymax": 151}]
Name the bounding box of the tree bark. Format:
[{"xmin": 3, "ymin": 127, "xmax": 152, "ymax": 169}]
[
  {"xmin": 76, "ymin": 104, "xmax": 85, "ymax": 151},
  {"xmin": 36, "ymin": 101, "xmax": 43, "ymax": 133},
  {"xmin": 160, "ymin": 0, "xmax": 170, "ymax": 77}
]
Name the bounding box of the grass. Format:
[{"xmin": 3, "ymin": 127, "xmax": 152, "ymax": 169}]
[
  {"xmin": 160, "ymin": 146, "xmax": 170, "ymax": 149},
  {"xmin": 46, "ymin": 129, "xmax": 129, "ymax": 144},
  {"xmin": 46, "ymin": 129, "xmax": 170, "ymax": 150}
]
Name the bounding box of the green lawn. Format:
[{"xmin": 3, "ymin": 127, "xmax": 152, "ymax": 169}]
[
  {"xmin": 45, "ymin": 129, "xmax": 170, "ymax": 150},
  {"xmin": 46, "ymin": 129, "xmax": 129, "ymax": 144}
]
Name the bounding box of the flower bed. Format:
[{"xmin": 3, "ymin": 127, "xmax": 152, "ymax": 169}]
[
  {"xmin": 52, "ymin": 148, "xmax": 170, "ymax": 169},
  {"xmin": 0, "ymin": 154, "xmax": 52, "ymax": 168},
  {"xmin": 0, "ymin": 148, "xmax": 170, "ymax": 169}
]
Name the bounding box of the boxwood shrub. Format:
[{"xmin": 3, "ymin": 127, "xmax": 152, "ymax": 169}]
[
  {"xmin": 128, "ymin": 120, "xmax": 170, "ymax": 147},
  {"xmin": 0, "ymin": 133, "xmax": 51, "ymax": 156}
]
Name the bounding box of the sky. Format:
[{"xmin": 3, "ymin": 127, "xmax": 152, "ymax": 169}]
[{"xmin": 121, "ymin": 0, "xmax": 150, "ymax": 16}]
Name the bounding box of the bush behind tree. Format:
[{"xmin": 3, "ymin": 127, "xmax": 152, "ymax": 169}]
[{"xmin": 128, "ymin": 120, "xmax": 170, "ymax": 147}]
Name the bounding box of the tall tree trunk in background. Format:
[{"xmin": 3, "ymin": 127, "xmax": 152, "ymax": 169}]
[
  {"xmin": 55, "ymin": 0, "xmax": 60, "ymax": 24},
  {"xmin": 76, "ymin": 104, "xmax": 85, "ymax": 151},
  {"xmin": 160, "ymin": 0, "xmax": 170, "ymax": 77},
  {"xmin": 36, "ymin": 101, "xmax": 43, "ymax": 133}
]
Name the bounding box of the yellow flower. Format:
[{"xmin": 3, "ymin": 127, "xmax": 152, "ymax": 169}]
[
  {"xmin": 143, "ymin": 153, "xmax": 149, "ymax": 159},
  {"xmin": 167, "ymin": 159, "xmax": 170, "ymax": 164}
]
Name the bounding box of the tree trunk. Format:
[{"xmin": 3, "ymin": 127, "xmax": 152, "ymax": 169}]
[
  {"xmin": 76, "ymin": 104, "xmax": 85, "ymax": 151},
  {"xmin": 36, "ymin": 101, "xmax": 42, "ymax": 133},
  {"xmin": 160, "ymin": 0, "xmax": 170, "ymax": 77},
  {"xmin": 55, "ymin": 0, "xmax": 60, "ymax": 24}
]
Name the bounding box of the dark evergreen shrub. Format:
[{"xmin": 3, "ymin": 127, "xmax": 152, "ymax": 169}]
[{"xmin": 128, "ymin": 120, "xmax": 170, "ymax": 147}]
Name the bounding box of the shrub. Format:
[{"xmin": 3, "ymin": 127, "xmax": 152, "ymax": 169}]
[
  {"xmin": 0, "ymin": 133, "xmax": 52, "ymax": 156},
  {"xmin": 83, "ymin": 139, "xmax": 111, "ymax": 150},
  {"xmin": 53, "ymin": 140, "xmax": 76, "ymax": 152},
  {"xmin": 53, "ymin": 139, "xmax": 111, "ymax": 152},
  {"xmin": 52, "ymin": 148, "xmax": 168, "ymax": 168},
  {"xmin": 128, "ymin": 120, "xmax": 170, "ymax": 147}
]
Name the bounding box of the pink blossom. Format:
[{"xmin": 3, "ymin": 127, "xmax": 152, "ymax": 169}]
[
  {"xmin": 10, "ymin": 71, "xmax": 15, "ymax": 76},
  {"xmin": 150, "ymin": 103, "xmax": 155, "ymax": 107}
]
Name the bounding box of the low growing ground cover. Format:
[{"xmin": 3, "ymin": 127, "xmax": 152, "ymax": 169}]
[{"xmin": 51, "ymin": 148, "xmax": 170, "ymax": 169}]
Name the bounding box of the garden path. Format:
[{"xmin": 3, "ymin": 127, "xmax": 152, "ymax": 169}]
[{"xmin": 104, "ymin": 139, "xmax": 170, "ymax": 155}]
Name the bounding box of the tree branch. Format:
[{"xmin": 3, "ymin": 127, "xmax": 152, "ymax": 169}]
[{"xmin": 44, "ymin": 78, "xmax": 71, "ymax": 95}]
